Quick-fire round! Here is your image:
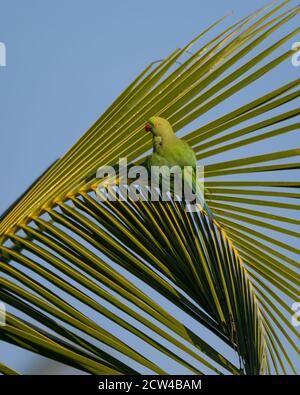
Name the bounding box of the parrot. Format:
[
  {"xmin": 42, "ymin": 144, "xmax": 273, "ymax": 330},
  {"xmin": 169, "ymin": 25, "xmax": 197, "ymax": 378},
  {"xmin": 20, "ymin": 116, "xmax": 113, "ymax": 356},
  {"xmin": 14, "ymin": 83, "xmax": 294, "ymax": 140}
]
[{"xmin": 145, "ymin": 116, "xmax": 214, "ymax": 223}]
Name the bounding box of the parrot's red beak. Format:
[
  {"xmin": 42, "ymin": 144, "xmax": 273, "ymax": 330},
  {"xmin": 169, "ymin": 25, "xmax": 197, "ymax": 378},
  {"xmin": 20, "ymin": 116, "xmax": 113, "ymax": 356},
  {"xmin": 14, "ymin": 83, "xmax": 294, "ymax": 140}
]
[{"xmin": 145, "ymin": 122, "xmax": 152, "ymax": 132}]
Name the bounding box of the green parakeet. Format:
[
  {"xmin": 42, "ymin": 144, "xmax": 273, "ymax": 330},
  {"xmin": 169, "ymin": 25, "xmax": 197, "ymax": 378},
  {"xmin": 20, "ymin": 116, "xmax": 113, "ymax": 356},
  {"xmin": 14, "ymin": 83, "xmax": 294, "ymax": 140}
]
[{"xmin": 145, "ymin": 116, "xmax": 214, "ymax": 222}]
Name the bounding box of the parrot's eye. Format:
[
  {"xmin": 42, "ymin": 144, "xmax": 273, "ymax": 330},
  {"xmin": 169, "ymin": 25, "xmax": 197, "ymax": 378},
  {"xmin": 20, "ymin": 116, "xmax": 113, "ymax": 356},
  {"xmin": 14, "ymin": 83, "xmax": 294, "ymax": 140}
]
[{"xmin": 145, "ymin": 122, "xmax": 152, "ymax": 132}]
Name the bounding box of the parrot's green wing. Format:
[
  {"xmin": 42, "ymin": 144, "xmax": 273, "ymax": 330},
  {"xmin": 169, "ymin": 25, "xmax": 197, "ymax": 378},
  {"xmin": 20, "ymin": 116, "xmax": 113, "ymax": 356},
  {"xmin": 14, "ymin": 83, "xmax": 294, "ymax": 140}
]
[{"xmin": 147, "ymin": 140, "xmax": 214, "ymax": 221}]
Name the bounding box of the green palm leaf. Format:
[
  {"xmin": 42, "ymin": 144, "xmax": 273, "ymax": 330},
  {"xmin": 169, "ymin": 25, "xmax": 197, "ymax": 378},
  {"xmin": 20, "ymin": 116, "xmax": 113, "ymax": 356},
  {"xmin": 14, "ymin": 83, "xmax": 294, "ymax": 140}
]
[{"xmin": 0, "ymin": 1, "xmax": 299, "ymax": 374}]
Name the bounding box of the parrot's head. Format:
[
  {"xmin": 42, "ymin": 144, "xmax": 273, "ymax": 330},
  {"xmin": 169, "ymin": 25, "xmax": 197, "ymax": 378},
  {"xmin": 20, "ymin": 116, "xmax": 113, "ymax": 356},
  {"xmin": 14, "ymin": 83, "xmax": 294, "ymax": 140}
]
[{"xmin": 145, "ymin": 116, "xmax": 174, "ymax": 138}]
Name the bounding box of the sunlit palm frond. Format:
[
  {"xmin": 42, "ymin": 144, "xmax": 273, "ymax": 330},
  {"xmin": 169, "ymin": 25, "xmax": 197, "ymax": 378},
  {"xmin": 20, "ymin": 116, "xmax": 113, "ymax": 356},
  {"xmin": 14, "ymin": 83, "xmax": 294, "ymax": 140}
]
[{"xmin": 0, "ymin": 1, "xmax": 299, "ymax": 374}]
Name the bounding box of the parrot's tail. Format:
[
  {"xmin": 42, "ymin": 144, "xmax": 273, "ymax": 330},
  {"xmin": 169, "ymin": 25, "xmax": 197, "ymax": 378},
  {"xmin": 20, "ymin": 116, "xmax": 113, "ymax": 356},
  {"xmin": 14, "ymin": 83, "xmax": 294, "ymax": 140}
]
[
  {"xmin": 203, "ymin": 201, "xmax": 215, "ymax": 224},
  {"xmin": 182, "ymin": 166, "xmax": 217, "ymax": 224}
]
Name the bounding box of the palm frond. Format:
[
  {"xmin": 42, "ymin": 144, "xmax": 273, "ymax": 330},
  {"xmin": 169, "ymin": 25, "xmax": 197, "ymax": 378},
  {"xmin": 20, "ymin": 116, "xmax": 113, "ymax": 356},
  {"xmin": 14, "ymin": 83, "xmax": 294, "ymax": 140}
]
[{"xmin": 0, "ymin": 1, "xmax": 299, "ymax": 374}]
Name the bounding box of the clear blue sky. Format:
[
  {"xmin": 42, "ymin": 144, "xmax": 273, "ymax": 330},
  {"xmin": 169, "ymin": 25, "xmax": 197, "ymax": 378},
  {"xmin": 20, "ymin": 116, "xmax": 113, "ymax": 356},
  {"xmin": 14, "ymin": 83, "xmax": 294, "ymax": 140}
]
[{"xmin": 0, "ymin": 0, "xmax": 299, "ymax": 374}]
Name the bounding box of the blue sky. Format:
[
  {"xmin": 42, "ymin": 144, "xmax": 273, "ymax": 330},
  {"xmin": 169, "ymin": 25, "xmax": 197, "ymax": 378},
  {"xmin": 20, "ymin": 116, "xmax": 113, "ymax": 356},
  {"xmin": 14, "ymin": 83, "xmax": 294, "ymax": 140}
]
[{"xmin": 0, "ymin": 0, "xmax": 299, "ymax": 374}]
